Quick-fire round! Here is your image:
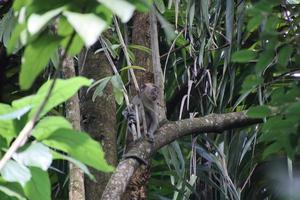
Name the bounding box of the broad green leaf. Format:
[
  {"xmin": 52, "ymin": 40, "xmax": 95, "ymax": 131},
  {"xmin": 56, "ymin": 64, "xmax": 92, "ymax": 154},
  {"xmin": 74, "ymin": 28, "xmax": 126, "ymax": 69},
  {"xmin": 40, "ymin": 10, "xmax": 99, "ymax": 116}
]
[
  {"xmin": 92, "ymin": 77, "xmax": 112, "ymax": 101},
  {"xmin": 262, "ymin": 142, "xmax": 282, "ymax": 159},
  {"xmin": 20, "ymin": 34, "xmax": 62, "ymax": 90},
  {"xmin": 13, "ymin": 143, "xmax": 52, "ymax": 171},
  {"xmin": 24, "ymin": 167, "xmax": 50, "ymax": 200},
  {"xmin": 113, "ymin": 87, "xmax": 124, "ymax": 105},
  {"xmin": 0, "ymin": 181, "xmax": 25, "ymax": 200},
  {"xmin": 246, "ymin": 105, "xmax": 271, "ymax": 118},
  {"xmin": 111, "ymin": 74, "xmax": 123, "ymax": 90},
  {"xmin": 57, "ymin": 16, "xmax": 73, "ymax": 36},
  {"xmin": 13, "ymin": 77, "xmax": 92, "ymax": 119},
  {"xmin": 0, "ymin": 106, "xmax": 31, "ymax": 120},
  {"xmin": 63, "ymin": 11, "xmax": 107, "ymax": 47},
  {"xmin": 271, "ymin": 87, "xmax": 300, "ymax": 105},
  {"xmin": 255, "ymin": 50, "xmax": 274, "ymax": 74},
  {"xmin": 97, "ymin": 0, "xmax": 135, "ymax": 23},
  {"xmin": 32, "ymin": 116, "xmax": 72, "ymax": 140},
  {"xmin": 28, "ymin": 6, "xmax": 65, "ymax": 35},
  {"xmin": 120, "ymin": 65, "xmax": 146, "ymax": 71},
  {"xmin": 247, "ymin": 15, "xmax": 263, "ymax": 32},
  {"xmin": 240, "ymin": 75, "xmax": 263, "ymax": 93},
  {"xmin": 231, "ymin": 50, "xmax": 257, "ymax": 63},
  {"xmin": 0, "ymin": 104, "xmax": 17, "ymax": 144},
  {"xmin": 0, "ymin": 185, "xmax": 26, "ymax": 200},
  {"xmin": 285, "ymin": 101, "xmax": 300, "ymax": 115},
  {"xmin": 111, "ymin": 74, "xmax": 124, "ymax": 105},
  {"xmin": 0, "ymin": 160, "xmax": 31, "ymax": 187},
  {"xmin": 13, "ymin": 0, "xmax": 32, "ymax": 11},
  {"xmin": 52, "ymin": 151, "xmax": 94, "ymax": 180},
  {"xmin": 61, "ymin": 34, "xmax": 84, "ymax": 56},
  {"xmin": 262, "ymin": 116, "xmax": 298, "ymax": 137},
  {"xmin": 278, "ymin": 44, "xmax": 293, "ymax": 67},
  {"xmin": 7, "ymin": 23, "xmax": 26, "ymax": 54},
  {"xmin": 40, "ymin": 128, "xmax": 114, "ymax": 172},
  {"xmin": 88, "ymin": 76, "xmax": 111, "ymax": 93}
]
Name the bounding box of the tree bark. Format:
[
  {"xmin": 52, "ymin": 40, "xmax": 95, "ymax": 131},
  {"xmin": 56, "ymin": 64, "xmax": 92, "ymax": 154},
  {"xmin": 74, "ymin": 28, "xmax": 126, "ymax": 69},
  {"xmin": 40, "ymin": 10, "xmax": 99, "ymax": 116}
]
[
  {"xmin": 79, "ymin": 47, "xmax": 118, "ymax": 200},
  {"xmin": 101, "ymin": 112, "xmax": 262, "ymax": 200},
  {"xmin": 62, "ymin": 55, "xmax": 85, "ymax": 200},
  {"xmin": 121, "ymin": 12, "xmax": 153, "ymax": 200}
]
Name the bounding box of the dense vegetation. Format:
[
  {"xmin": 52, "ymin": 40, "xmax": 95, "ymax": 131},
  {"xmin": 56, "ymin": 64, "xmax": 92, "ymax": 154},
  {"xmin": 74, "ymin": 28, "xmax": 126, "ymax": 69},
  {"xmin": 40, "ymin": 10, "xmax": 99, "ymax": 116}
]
[{"xmin": 0, "ymin": 0, "xmax": 300, "ymax": 199}]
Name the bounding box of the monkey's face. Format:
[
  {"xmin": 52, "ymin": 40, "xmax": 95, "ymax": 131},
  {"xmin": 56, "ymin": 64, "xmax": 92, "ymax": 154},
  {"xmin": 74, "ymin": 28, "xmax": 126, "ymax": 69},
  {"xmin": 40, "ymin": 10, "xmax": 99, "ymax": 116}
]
[{"xmin": 141, "ymin": 83, "xmax": 159, "ymax": 101}]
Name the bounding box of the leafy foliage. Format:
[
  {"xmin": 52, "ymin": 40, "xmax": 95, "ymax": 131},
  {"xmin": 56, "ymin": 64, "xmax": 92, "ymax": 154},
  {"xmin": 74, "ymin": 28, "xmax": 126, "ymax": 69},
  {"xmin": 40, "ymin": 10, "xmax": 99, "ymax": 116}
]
[{"xmin": 1, "ymin": 0, "xmax": 300, "ymax": 199}]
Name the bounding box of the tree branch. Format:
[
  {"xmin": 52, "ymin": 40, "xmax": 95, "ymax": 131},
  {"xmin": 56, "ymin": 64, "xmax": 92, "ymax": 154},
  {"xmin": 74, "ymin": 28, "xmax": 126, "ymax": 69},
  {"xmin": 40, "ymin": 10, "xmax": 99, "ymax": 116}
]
[{"xmin": 101, "ymin": 112, "xmax": 262, "ymax": 200}]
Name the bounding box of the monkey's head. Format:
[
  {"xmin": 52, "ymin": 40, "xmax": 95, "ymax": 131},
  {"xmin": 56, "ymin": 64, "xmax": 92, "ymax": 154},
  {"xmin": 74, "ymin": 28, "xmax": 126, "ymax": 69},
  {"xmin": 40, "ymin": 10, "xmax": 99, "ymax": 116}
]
[{"xmin": 141, "ymin": 83, "xmax": 159, "ymax": 102}]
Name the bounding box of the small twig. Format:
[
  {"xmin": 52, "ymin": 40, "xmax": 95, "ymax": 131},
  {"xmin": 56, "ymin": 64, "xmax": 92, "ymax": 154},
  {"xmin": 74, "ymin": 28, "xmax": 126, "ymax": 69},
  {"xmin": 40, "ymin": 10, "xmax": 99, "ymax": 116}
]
[
  {"xmin": 0, "ymin": 32, "xmax": 76, "ymax": 170},
  {"xmin": 160, "ymin": 42, "xmax": 190, "ymax": 60}
]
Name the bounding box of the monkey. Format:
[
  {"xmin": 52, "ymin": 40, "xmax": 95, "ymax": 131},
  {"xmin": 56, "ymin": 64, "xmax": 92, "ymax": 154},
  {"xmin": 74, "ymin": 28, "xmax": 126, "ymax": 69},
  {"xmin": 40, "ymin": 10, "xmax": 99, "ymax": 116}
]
[{"xmin": 122, "ymin": 83, "xmax": 160, "ymax": 142}]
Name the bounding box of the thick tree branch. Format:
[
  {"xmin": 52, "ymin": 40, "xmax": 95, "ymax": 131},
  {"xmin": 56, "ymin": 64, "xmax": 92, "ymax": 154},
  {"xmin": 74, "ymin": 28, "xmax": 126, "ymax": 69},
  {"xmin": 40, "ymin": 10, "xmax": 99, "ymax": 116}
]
[{"xmin": 101, "ymin": 112, "xmax": 262, "ymax": 200}]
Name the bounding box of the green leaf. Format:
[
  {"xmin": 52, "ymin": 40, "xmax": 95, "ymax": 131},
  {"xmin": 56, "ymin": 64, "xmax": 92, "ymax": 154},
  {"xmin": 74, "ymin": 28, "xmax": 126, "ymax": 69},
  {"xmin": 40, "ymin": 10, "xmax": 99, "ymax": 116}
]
[
  {"xmin": 0, "ymin": 181, "xmax": 26, "ymax": 200},
  {"xmin": 52, "ymin": 151, "xmax": 94, "ymax": 180},
  {"xmin": 7, "ymin": 23, "xmax": 26, "ymax": 54},
  {"xmin": 57, "ymin": 16, "xmax": 73, "ymax": 36},
  {"xmin": 231, "ymin": 49, "xmax": 257, "ymax": 63},
  {"xmin": 156, "ymin": 12, "xmax": 176, "ymax": 42},
  {"xmin": 20, "ymin": 34, "xmax": 62, "ymax": 90},
  {"xmin": 61, "ymin": 34, "xmax": 84, "ymax": 56},
  {"xmin": 278, "ymin": 44, "xmax": 293, "ymax": 67},
  {"xmin": 113, "ymin": 87, "xmax": 124, "ymax": 105},
  {"xmin": 13, "ymin": 77, "xmax": 93, "ymax": 118},
  {"xmin": 154, "ymin": 0, "xmax": 166, "ymax": 13},
  {"xmin": 63, "ymin": 11, "xmax": 107, "ymax": 47},
  {"xmin": 111, "ymin": 74, "xmax": 124, "ymax": 105},
  {"xmin": 262, "ymin": 142, "xmax": 282, "ymax": 159},
  {"xmin": 262, "ymin": 116, "xmax": 298, "ymax": 136},
  {"xmin": 247, "ymin": 15, "xmax": 263, "ymax": 32},
  {"xmin": 28, "ymin": 6, "xmax": 65, "ymax": 35},
  {"xmin": 91, "ymin": 77, "xmax": 112, "ymax": 101},
  {"xmin": 120, "ymin": 65, "xmax": 146, "ymax": 71},
  {"xmin": 97, "ymin": 0, "xmax": 135, "ymax": 23},
  {"xmin": 13, "ymin": 143, "xmax": 52, "ymax": 171},
  {"xmin": 128, "ymin": 44, "xmax": 152, "ymax": 54},
  {"xmin": 0, "ymin": 104, "xmax": 17, "ymax": 145},
  {"xmin": 0, "ymin": 160, "xmax": 31, "ymax": 187},
  {"xmin": 32, "ymin": 116, "xmax": 72, "ymax": 140},
  {"xmin": 255, "ymin": 50, "xmax": 274, "ymax": 74},
  {"xmin": 40, "ymin": 128, "xmax": 114, "ymax": 172},
  {"xmin": 240, "ymin": 75, "xmax": 263, "ymax": 93},
  {"xmin": 285, "ymin": 101, "xmax": 300, "ymax": 115},
  {"xmin": 246, "ymin": 105, "xmax": 271, "ymax": 118},
  {"xmin": 0, "ymin": 106, "xmax": 31, "ymax": 120},
  {"xmin": 24, "ymin": 167, "xmax": 50, "ymax": 200}
]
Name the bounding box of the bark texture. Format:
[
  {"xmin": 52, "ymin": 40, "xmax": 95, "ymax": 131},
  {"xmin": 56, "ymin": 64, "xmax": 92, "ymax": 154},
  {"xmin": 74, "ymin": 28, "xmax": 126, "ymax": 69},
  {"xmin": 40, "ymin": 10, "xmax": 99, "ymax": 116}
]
[
  {"xmin": 79, "ymin": 47, "xmax": 118, "ymax": 200},
  {"xmin": 62, "ymin": 56, "xmax": 85, "ymax": 200},
  {"xmin": 121, "ymin": 12, "xmax": 153, "ymax": 200},
  {"xmin": 101, "ymin": 112, "xmax": 262, "ymax": 199}
]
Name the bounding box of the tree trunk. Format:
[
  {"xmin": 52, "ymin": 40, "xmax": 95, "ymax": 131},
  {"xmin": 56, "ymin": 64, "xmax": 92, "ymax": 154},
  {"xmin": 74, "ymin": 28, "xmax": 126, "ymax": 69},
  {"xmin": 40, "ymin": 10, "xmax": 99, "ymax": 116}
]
[
  {"xmin": 121, "ymin": 12, "xmax": 152, "ymax": 200},
  {"xmin": 62, "ymin": 55, "xmax": 85, "ymax": 200},
  {"xmin": 79, "ymin": 46, "xmax": 118, "ymax": 199}
]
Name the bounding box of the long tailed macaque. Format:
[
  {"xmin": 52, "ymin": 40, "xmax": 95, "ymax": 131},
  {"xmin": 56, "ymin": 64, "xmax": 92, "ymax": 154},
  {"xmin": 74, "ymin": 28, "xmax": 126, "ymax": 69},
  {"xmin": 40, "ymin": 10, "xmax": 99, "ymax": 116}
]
[{"xmin": 122, "ymin": 83, "xmax": 159, "ymax": 142}]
